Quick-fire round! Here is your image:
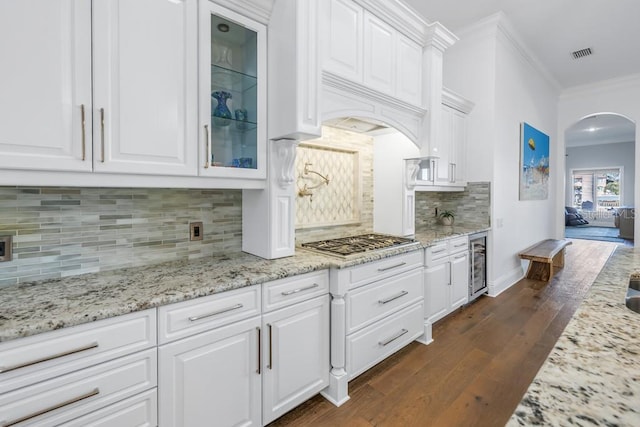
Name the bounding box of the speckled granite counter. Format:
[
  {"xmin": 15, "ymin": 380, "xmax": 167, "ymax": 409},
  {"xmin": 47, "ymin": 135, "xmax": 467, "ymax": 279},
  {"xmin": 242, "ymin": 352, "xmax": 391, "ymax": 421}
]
[
  {"xmin": 0, "ymin": 241, "xmax": 426, "ymax": 343},
  {"xmin": 508, "ymin": 246, "xmax": 640, "ymax": 426},
  {"xmin": 0, "ymin": 225, "xmax": 490, "ymax": 344},
  {"xmin": 414, "ymin": 224, "xmax": 489, "ymax": 246}
]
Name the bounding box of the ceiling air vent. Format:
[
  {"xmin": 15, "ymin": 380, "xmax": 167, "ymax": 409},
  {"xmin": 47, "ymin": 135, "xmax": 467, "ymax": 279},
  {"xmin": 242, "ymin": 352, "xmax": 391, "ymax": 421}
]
[{"xmin": 571, "ymin": 47, "xmax": 593, "ymax": 59}]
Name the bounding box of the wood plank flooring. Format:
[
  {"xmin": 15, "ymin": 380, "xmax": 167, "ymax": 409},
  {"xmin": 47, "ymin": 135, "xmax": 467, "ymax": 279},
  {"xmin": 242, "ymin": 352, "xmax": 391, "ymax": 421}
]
[{"xmin": 268, "ymin": 239, "xmax": 618, "ymax": 427}]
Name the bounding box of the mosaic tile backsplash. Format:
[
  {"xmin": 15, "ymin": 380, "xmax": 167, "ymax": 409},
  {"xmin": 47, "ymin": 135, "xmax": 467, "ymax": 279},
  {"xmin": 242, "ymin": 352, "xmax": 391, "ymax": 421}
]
[
  {"xmin": 295, "ymin": 126, "xmax": 374, "ymax": 243},
  {"xmin": 0, "ymin": 187, "xmax": 242, "ymax": 287},
  {"xmin": 415, "ymin": 182, "xmax": 491, "ymax": 229}
]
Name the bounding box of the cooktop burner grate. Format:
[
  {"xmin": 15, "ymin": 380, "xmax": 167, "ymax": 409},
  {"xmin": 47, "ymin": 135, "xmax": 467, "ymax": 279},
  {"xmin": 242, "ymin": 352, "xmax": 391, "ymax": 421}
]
[{"xmin": 301, "ymin": 233, "xmax": 415, "ymax": 257}]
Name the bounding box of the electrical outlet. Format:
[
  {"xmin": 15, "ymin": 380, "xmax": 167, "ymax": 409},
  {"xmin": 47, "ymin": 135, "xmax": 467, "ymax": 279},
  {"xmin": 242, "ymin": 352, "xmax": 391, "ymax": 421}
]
[
  {"xmin": 190, "ymin": 222, "xmax": 203, "ymax": 241},
  {"xmin": 0, "ymin": 235, "xmax": 12, "ymax": 262}
]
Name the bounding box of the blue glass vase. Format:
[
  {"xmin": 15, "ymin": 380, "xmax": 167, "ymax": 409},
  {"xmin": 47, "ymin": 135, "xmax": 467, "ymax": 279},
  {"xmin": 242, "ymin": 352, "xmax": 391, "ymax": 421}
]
[{"xmin": 211, "ymin": 91, "xmax": 232, "ymax": 126}]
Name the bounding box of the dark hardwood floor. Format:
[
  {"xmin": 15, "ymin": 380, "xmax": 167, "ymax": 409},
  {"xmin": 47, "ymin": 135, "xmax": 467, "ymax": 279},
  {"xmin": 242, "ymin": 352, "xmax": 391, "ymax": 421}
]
[{"xmin": 269, "ymin": 239, "xmax": 619, "ymax": 427}]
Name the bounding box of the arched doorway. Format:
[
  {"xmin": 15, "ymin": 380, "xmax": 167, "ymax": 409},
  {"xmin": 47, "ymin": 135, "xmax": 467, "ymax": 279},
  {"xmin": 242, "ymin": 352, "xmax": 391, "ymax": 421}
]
[{"xmin": 563, "ymin": 113, "xmax": 636, "ymax": 245}]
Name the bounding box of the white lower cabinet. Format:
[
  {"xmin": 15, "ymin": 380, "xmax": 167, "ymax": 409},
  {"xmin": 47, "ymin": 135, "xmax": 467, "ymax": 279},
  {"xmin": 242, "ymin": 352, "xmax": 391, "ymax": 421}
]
[
  {"xmin": 158, "ymin": 316, "xmax": 262, "ymax": 427},
  {"xmin": 0, "ymin": 310, "xmax": 157, "ymax": 427},
  {"xmin": 324, "ymin": 251, "xmax": 424, "ymax": 405},
  {"xmin": 158, "ymin": 272, "xmax": 330, "ymax": 426},
  {"xmin": 425, "ymin": 236, "xmax": 470, "ymax": 324},
  {"xmin": 262, "ymin": 295, "xmax": 330, "ymax": 425}
]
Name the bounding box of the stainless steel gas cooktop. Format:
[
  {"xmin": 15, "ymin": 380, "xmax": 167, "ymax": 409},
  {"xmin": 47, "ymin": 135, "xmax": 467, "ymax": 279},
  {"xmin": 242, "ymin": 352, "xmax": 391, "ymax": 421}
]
[{"xmin": 300, "ymin": 233, "xmax": 416, "ymax": 258}]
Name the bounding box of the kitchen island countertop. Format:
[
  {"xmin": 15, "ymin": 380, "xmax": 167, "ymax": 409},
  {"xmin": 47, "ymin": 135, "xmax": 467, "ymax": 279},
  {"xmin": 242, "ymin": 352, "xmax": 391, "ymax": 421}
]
[{"xmin": 508, "ymin": 245, "xmax": 640, "ymax": 426}]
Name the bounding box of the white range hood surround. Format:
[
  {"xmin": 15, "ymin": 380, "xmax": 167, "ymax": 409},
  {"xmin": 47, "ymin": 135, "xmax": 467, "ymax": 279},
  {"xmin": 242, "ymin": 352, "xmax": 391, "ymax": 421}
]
[{"xmin": 244, "ymin": 0, "xmax": 462, "ymax": 260}]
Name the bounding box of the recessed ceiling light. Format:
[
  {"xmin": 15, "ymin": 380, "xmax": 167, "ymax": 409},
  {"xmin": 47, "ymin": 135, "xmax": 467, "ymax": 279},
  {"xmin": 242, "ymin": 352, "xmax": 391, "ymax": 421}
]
[{"xmin": 587, "ymin": 127, "xmax": 598, "ymax": 132}]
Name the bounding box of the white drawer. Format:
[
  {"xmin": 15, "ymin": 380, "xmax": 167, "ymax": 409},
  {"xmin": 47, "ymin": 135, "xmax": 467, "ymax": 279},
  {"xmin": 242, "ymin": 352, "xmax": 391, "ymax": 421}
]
[
  {"xmin": 346, "ymin": 302, "xmax": 423, "ymax": 380},
  {"xmin": 61, "ymin": 389, "xmax": 157, "ymax": 427},
  {"xmin": 0, "ymin": 348, "xmax": 157, "ymax": 427},
  {"xmin": 158, "ymin": 284, "xmax": 260, "ymax": 344},
  {"xmin": 347, "ymin": 251, "xmax": 423, "ymax": 290},
  {"xmin": 425, "ymin": 242, "xmax": 448, "ymax": 265},
  {"xmin": 0, "ymin": 309, "xmax": 156, "ymax": 395},
  {"xmin": 449, "ymin": 236, "xmax": 469, "ymax": 254},
  {"xmin": 263, "ymin": 270, "xmax": 329, "ymax": 313},
  {"xmin": 346, "ymin": 268, "xmax": 423, "ymax": 334}
]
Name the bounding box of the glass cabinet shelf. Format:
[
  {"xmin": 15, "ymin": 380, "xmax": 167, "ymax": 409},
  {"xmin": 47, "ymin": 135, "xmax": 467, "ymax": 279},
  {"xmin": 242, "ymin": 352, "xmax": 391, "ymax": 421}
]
[
  {"xmin": 211, "ymin": 64, "xmax": 257, "ymax": 92},
  {"xmin": 211, "ymin": 115, "xmax": 257, "ymax": 131}
]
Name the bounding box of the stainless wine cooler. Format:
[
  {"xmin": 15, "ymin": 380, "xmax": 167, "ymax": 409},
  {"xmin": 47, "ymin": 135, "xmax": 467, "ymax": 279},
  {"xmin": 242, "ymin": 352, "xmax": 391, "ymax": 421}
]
[{"xmin": 469, "ymin": 232, "xmax": 488, "ymax": 301}]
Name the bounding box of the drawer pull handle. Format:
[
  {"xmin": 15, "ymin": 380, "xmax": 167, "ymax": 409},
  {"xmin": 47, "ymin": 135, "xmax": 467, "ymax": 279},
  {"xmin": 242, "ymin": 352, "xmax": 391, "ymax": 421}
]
[
  {"xmin": 377, "ymin": 262, "xmax": 407, "ymax": 272},
  {"xmin": 0, "ymin": 342, "xmax": 98, "ymax": 374},
  {"xmin": 454, "ymin": 254, "xmax": 467, "ymax": 259},
  {"xmin": 432, "ymin": 248, "xmax": 447, "ymax": 254},
  {"xmin": 281, "ymin": 283, "xmax": 319, "ymax": 296},
  {"xmin": 454, "ymin": 243, "xmax": 467, "ymax": 248},
  {"xmin": 378, "ymin": 290, "xmax": 409, "ymax": 305},
  {"xmin": 2, "ymin": 388, "xmax": 99, "ymax": 427},
  {"xmin": 188, "ymin": 303, "xmax": 244, "ymax": 322},
  {"xmin": 379, "ymin": 329, "xmax": 409, "ymax": 347}
]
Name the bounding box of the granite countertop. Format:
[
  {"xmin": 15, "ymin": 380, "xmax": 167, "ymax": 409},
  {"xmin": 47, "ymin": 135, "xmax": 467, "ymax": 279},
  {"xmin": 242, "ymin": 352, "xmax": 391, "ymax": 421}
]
[
  {"xmin": 0, "ymin": 225, "xmax": 489, "ymax": 344},
  {"xmin": 508, "ymin": 246, "xmax": 640, "ymax": 426},
  {"xmin": 414, "ymin": 223, "xmax": 490, "ymax": 246}
]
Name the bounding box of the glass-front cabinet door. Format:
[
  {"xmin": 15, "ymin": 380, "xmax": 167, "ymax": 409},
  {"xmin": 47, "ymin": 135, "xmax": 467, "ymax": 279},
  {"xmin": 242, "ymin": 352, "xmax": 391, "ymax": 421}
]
[{"xmin": 199, "ymin": 1, "xmax": 266, "ymax": 180}]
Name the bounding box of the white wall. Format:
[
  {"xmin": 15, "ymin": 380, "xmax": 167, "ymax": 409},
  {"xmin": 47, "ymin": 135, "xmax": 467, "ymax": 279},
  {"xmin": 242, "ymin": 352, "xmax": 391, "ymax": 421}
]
[
  {"xmin": 556, "ymin": 74, "xmax": 640, "ymax": 241},
  {"xmin": 444, "ymin": 13, "xmax": 559, "ymax": 295},
  {"xmin": 565, "ymin": 142, "xmax": 635, "ymax": 207}
]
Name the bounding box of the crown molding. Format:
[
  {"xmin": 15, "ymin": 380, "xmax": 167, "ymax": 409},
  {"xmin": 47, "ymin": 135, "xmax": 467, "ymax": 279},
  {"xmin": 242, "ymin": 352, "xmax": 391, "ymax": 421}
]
[
  {"xmin": 442, "ymin": 87, "xmax": 475, "ymax": 114},
  {"xmin": 455, "ymin": 12, "xmax": 561, "ymax": 93},
  {"xmin": 424, "ymin": 21, "xmax": 458, "ymax": 51},
  {"xmin": 560, "ymin": 73, "xmax": 640, "ymax": 100}
]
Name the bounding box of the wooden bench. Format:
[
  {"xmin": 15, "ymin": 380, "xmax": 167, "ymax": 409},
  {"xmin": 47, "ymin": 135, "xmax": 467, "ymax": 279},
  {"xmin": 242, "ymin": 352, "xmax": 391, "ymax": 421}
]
[{"xmin": 518, "ymin": 239, "xmax": 572, "ymax": 282}]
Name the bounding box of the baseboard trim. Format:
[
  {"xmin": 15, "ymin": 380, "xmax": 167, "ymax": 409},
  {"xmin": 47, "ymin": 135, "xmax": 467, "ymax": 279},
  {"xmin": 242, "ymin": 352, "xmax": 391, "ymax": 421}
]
[{"xmin": 488, "ymin": 265, "xmax": 524, "ymax": 297}]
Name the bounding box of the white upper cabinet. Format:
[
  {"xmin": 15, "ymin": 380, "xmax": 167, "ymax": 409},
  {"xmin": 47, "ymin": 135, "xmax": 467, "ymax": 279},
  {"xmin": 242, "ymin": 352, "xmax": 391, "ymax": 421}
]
[
  {"xmin": 93, "ymin": 0, "xmax": 198, "ymax": 176},
  {"xmin": 363, "ymin": 12, "xmax": 394, "ymax": 94},
  {"xmin": 198, "ymin": 1, "xmax": 267, "ymax": 181},
  {"xmin": 396, "ymin": 35, "xmax": 423, "ymax": 106},
  {"xmin": 0, "ymin": 0, "xmax": 92, "ymax": 172},
  {"xmin": 323, "ymin": 0, "xmax": 363, "ymax": 82},
  {"xmin": 321, "ymin": 1, "xmax": 424, "ymax": 108}
]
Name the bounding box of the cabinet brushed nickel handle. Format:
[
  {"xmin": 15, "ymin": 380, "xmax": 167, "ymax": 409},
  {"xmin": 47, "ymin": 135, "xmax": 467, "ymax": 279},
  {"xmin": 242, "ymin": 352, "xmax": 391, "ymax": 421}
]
[
  {"xmin": 80, "ymin": 104, "xmax": 86, "ymax": 161},
  {"xmin": 431, "ymin": 159, "xmax": 436, "ymax": 182},
  {"xmin": 452, "ymin": 163, "xmax": 457, "ymax": 182},
  {"xmin": 432, "ymin": 248, "xmax": 447, "ymax": 254},
  {"xmin": 188, "ymin": 303, "xmax": 243, "ymax": 322},
  {"xmin": 204, "ymin": 124, "xmax": 210, "ymax": 168},
  {"xmin": 378, "ymin": 329, "xmax": 408, "ymax": 347},
  {"xmin": 281, "ymin": 283, "xmax": 319, "ymax": 296},
  {"xmin": 100, "ymin": 108, "xmax": 105, "ymax": 163},
  {"xmin": 0, "ymin": 342, "xmax": 98, "ymax": 374},
  {"xmin": 267, "ymin": 323, "xmax": 273, "ymax": 370},
  {"xmin": 256, "ymin": 327, "xmax": 261, "ymax": 374},
  {"xmin": 2, "ymin": 388, "xmax": 99, "ymax": 427},
  {"xmin": 454, "ymin": 254, "xmax": 467, "ymax": 259},
  {"xmin": 377, "ymin": 262, "xmax": 406, "ymax": 272},
  {"xmin": 378, "ymin": 290, "xmax": 409, "ymax": 305}
]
